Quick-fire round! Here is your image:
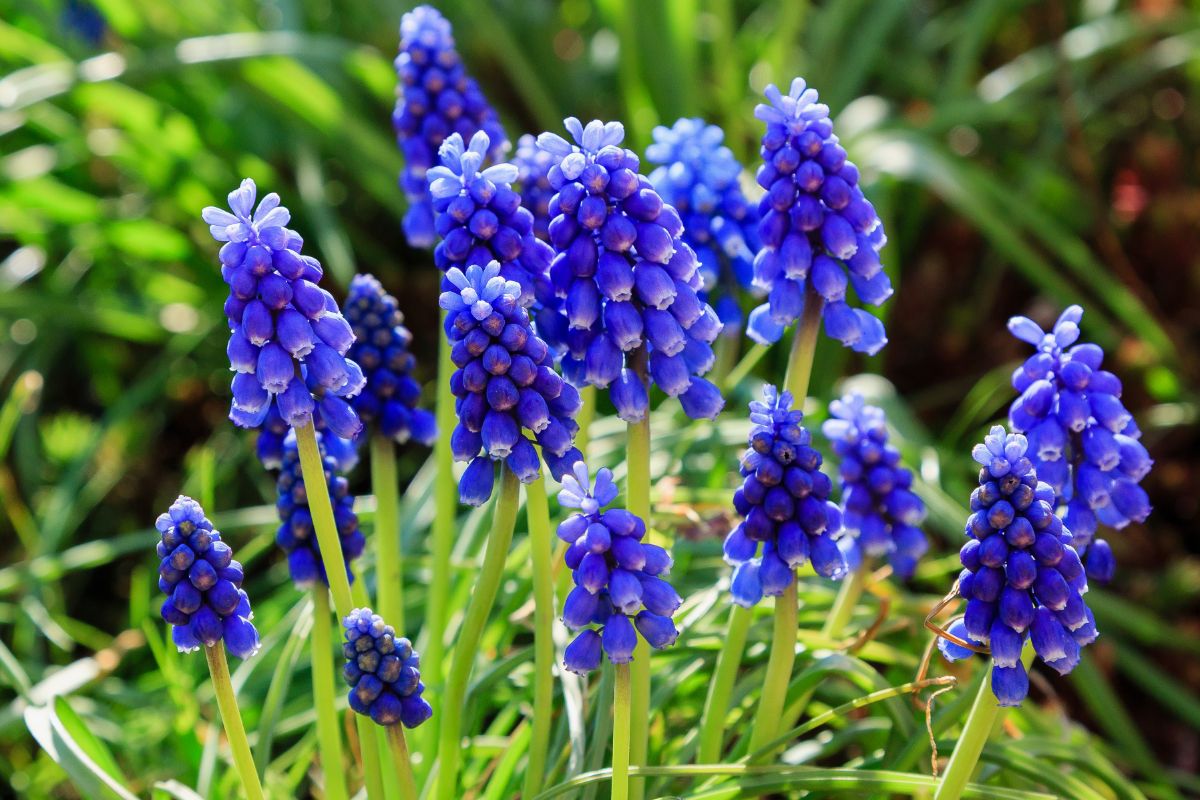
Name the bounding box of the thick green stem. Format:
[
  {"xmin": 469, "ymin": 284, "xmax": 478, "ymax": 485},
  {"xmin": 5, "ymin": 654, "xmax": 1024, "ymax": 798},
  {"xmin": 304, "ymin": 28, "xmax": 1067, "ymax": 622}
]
[
  {"xmin": 612, "ymin": 662, "xmax": 632, "ymax": 800},
  {"xmin": 822, "ymin": 563, "xmax": 866, "ymax": 640},
  {"xmin": 783, "ymin": 290, "xmax": 824, "ymax": 400},
  {"xmin": 371, "ymin": 435, "xmax": 403, "ymax": 633},
  {"xmin": 934, "ymin": 646, "xmax": 1035, "ymax": 800},
  {"xmin": 204, "ymin": 645, "xmax": 265, "ymax": 800},
  {"xmin": 625, "ymin": 356, "xmax": 653, "ymax": 800},
  {"xmin": 356, "ymin": 717, "xmax": 387, "ymax": 800},
  {"xmin": 295, "ymin": 423, "xmax": 354, "ymax": 619},
  {"xmin": 522, "ymin": 473, "xmax": 556, "ymax": 800},
  {"xmin": 696, "ymin": 604, "xmax": 753, "ymax": 762},
  {"xmin": 435, "ymin": 468, "xmax": 520, "ymax": 800},
  {"xmin": 428, "ymin": 324, "xmax": 457, "ymax": 694},
  {"xmin": 385, "ymin": 725, "xmax": 421, "ymax": 800},
  {"xmin": 312, "ymin": 590, "xmax": 350, "ymax": 800},
  {"xmin": 747, "ymin": 578, "xmax": 799, "ymax": 757}
]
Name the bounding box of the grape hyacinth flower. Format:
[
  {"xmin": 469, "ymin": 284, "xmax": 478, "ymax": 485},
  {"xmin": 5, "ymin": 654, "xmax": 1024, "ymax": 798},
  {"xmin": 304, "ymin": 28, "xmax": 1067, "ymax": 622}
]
[
  {"xmin": 1007, "ymin": 306, "xmax": 1152, "ymax": 582},
  {"xmin": 949, "ymin": 426, "xmax": 1098, "ymax": 706},
  {"xmin": 514, "ymin": 133, "xmax": 556, "ymax": 243},
  {"xmin": 427, "ymin": 132, "xmax": 561, "ymax": 347},
  {"xmin": 157, "ymin": 496, "xmax": 259, "ymax": 658},
  {"xmin": 745, "ymin": 78, "xmax": 891, "ymax": 355},
  {"xmin": 344, "ymin": 274, "xmax": 438, "ymax": 445},
  {"xmin": 342, "ymin": 608, "xmax": 432, "ymax": 728},
  {"xmin": 822, "ymin": 394, "xmax": 928, "ymax": 579},
  {"xmin": 646, "ymin": 118, "xmax": 760, "ymax": 332},
  {"xmin": 275, "ymin": 432, "xmax": 366, "ymax": 588},
  {"xmin": 394, "ymin": 5, "xmax": 507, "ymax": 248},
  {"xmin": 724, "ymin": 386, "xmax": 847, "ymax": 606},
  {"xmin": 203, "ymin": 179, "xmax": 365, "ymax": 439},
  {"xmin": 557, "ymin": 464, "xmax": 680, "ymax": 673},
  {"xmin": 440, "ymin": 262, "xmax": 583, "ymax": 505},
  {"xmin": 536, "ymin": 118, "xmax": 726, "ymax": 422}
]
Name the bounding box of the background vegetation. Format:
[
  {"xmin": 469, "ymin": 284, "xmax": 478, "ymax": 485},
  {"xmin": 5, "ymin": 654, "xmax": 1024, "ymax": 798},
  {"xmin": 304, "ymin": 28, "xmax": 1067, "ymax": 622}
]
[{"xmin": 0, "ymin": 0, "xmax": 1197, "ymax": 797}]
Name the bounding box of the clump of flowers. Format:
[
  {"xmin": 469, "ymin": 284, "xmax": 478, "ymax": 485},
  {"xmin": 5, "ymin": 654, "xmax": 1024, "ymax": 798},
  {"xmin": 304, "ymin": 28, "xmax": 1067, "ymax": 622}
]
[
  {"xmin": 393, "ymin": 5, "xmax": 507, "ymax": 248},
  {"xmin": 344, "ymin": 274, "xmax": 437, "ymax": 445},
  {"xmin": 947, "ymin": 426, "xmax": 1097, "ymax": 706},
  {"xmin": 275, "ymin": 432, "xmax": 365, "ymax": 588},
  {"xmin": 536, "ymin": 117, "xmax": 725, "ymax": 422},
  {"xmin": 745, "ymin": 78, "xmax": 891, "ymax": 355},
  {"xmin": 557, "ymin": 464, "xmax": 680, "ymax": 673},
  {"xmin": 646, "ymin": 117, "xmax": 759, "ymax": 332},
  {"xmin": 1007, "ymin": 306, "xmax": 1152, "ymax": 582},
  {"xmin": 440, "ymin": 262, "xmax": 583, "ymax": 505},
  {"xmin": 513, "ymin": 133, "xmax": 556, "ymax": 243},
  {"xmin": 203, "ymin": 179, "xmax": 365, "ymax": 439},
  {"xmin": 342, "ymin": 607, "xmax": 433, "ymax": 728},
  {"xmin": 156, "ymin": 496, "xmax": 259, "ymax": 658},
  {"xmin": 724, "ymin": 386, "xmax": 846, "ymax": 606},
  {"xmin": 822, "ymin": 393, "xmax": 927, "ymax": 579}
]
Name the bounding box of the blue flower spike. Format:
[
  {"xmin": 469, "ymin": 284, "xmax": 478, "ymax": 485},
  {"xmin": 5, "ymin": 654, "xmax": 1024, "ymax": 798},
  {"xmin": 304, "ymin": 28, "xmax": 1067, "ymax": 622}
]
[
  {"xmin": 440, "ymin": 262, "xmax": 582, "ymax": 505},
  {"xmin": 1007, "ymin": 305, "xmax": 1152, "ymax": 582},
  {"xmin": 822, "ymin": 393, "xmax": 928, "ymax": 579},
  {"xmin": 345, "ymin": 274, "xmax": 437, "ymax": 445},
  {"xmin": 536, "ymin": 117, "xmax": 726, "ymax": 422},
  {"xmin": 946, "ymin": 425, "xmax": 1098, "ymax": 706},
  {"xmin": 394, "ymin": 5, "xmax": 507, "ymax": 248},
  {"xmin": 156, "ymin": 496, "xmax": 259, "ymax": 659},
  {"xmin": 724, "ymin": 386, "xmax": 847, "ymax": 607},
  {"xmin": 513, "ymin": 133, "xmax": 557, "ymax": 243},
  {"xmin": 203, "ymin": 179, "xmax": 365, "ymax": 440},
  {"xmin": 275, "ymin": 431, "xmax": 366, "ymax": 588},
  {"xmin": 746, "ymin": 78, "xmax": 891, "ymax": 355},
  {"xmin": 558, "ymin": 462, "xmax": 681, "ymax": 674},
  {"xmin": 342, "ymin": 608, "xmax": 433, "ymax": 728},
  {"xmin": 646, "ymin": 118, "xmax": 760, "ymax": 332}
]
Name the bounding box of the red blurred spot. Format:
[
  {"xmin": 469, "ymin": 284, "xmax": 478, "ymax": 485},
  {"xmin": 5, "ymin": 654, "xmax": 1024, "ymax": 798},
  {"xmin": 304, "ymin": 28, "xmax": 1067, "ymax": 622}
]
[{"xmin": 1112, "ymin": 169, "xmax": 1148, "ymax": 223}]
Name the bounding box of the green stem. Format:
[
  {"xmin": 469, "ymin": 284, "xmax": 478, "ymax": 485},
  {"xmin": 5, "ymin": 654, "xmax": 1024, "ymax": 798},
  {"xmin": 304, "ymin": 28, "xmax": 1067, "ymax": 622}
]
[
  {"xmin": 428, "ymin": 323, "xmax": 457, "ymax": 694},
  {"xmin": 696, "ymin": 604, "xmax": 754, "ymax": 762},
  {"xmin": 522, "ymin": 473, "xmax": 556, "ymax": 800},
  {"xmin": 435, "ymin": 467, "xmax": 521, "ymax": 800},
  {"xmin": 822, "ymin": 562, "xmax": 866, "ymax": 640},
  {"xmin": 312, "ymin": 590, "xmax": 350, "ymax": 800},
  {"xmin": 710, "ymin": 334, "xmax": 739, "ymax": 389},
  {"xmin": 625, "ymin": 356, "xmax": 652, "ymax": 800},
  {"xmin": 723, "ymin": 343, "xmax": 769, "ymax": 393},
  {"xmin": 356, "ymin": 717, "xmax": 387, "ymax": 800},
  {"xmin": 204, "ymin": 644, "xmax": 265, "ymax": 800},
  {"xmin": 371, "ymin": 435, "xmax": 403, "ymax": 633},
  {"xmin": 747, "ymin": 578, "xmax": 799, "ymax": 757},
  {"xmin": 783, "ymin": 290, "xmax": 824, "ymax": 400},
  {"xmin": 934, "ymin": 646, "xmax": 1035, "ymax": 800},
  {"xmin": 612, "ymin": 662, "xmax": 632, "ymax": 800},
  {"xmin": 385, "ymin": 724, "xmax": 421, "ymax": 800},
  {"xmin": 295, "ymin": 423, "xmax": 354, "ymax": 619}
]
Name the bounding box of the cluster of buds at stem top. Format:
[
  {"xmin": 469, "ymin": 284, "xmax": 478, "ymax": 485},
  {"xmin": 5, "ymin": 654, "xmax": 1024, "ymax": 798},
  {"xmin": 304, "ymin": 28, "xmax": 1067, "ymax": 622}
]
[
  {"xmin": 342, "ymin": 607, "xmax": 433, "ymax": 728},
  {"xmin": 1007, "ymin": 305, "xmax": 1152, "ymax": 582},
  {"xmin": 746, "ymin": 78, "xmax": 891, "ymax": 356}
]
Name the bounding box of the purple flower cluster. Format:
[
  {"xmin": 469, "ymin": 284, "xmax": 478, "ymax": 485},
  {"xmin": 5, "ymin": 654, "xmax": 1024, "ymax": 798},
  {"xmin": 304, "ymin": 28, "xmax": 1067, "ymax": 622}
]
[
  {"xmin": 745, "ymin": 79, "xmax": 891, "ymax": 355},
  {"xmin": 156, "ymin": 496, "xmax": 259, "ymax": 659},
  {"xmin": 441, "ymin": 262, "xmax": 582, "ymax": 505},
  {"xmin": 203, "ymin": 180, "xmax": 365, "ymax": 439},
  {"xmin": 342, "ymin": 607, "xmax": 433, "ymax": 728},
  {"xmin": 1007, "ymin": 306, "xmax": 1152, "ymax": 582},
  {"xmin": 724, "ymin": 386, "xmax": 846, "ymax": 606},
  {"xmin": 646, "ymin": 118, "xmax": 760, "ymax": 333},
  {"xmin": 513, "ymin": 133, "xmax": 556, "ymax": 243},
  {"xmin": 948, "ymin": 426, "xmax": 1097, "ymax": 706},
  {"xmin": 822, "ymin": 394, "xmax": 927, "ymax": 579},
  {"xmin": 344, "ymin": 274, "xmax": 437, "ymax": 445},
  {"xmin": 393, "ymin": 5, "xmax": 507, "ymax": 248},
  {"xmin": 275, "ymin": 431, "xmax": 365, "ymax": 588},
  {"xmin": 536, "ymin": 118, "xmax": 726, "ymax": 422},
  {"xmin": 558, "ymin": 464, "xmax": 680, "ymax": 674}
]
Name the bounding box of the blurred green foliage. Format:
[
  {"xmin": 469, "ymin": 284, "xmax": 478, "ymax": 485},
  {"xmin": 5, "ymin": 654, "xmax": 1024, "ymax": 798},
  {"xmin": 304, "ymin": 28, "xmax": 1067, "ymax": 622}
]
[{"xmin": 1, "ymin": 0, "xmax": 1198, "ymax": 797}]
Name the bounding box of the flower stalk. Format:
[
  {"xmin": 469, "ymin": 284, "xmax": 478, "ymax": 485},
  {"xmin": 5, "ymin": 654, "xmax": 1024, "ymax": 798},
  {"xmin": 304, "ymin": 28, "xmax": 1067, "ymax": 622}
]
[
  {"xmin": 626, "ymin": 361, "xmax": 652, "ymax": 800},
  {"xmin": 612, "ymin": 662, "xmax": 633, "ymax": 800},
  {"xmin": 385, "ymin": 725, "xmax": 421, "ymax": 800},
  {"xmin": 427, "ymin": 326, "xmax": 457, "ymax": 693},
  {"xmin": 204, "ymin": 644, "xmax": 265, "ymax": 800},
  {"xmin": 371, "ymin": 435, "xmax": 404, "ymax": 633},
  {"xmin": 522, "ymin": 472, "xmax": 556, "ymax": 800},
  {"xmin": 295, "ymin": 423, "xmax": 354, "ymax": 618},
  {"xmin": 312, "ymin": 589, "xmax": 350, "ymax": 800}
]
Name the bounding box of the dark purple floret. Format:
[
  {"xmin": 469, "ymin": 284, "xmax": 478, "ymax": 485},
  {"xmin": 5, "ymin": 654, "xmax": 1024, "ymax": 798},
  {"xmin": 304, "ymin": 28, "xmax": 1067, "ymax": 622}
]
[
  {"xmin": 156, "ymin": 496, "xmax": 259, "ymax": 659},
  {"xmin": 822, "ymin": 393, "xmax": 927, "ymax": 579},
  {"xmin": 723, "ymin": 386, "xmax": 846, "ymax": 606},
  {"xmin": 557, "ymin": 464, "xmax": 680, "ymax": 674},
  {"xmin": 342, "ymin": 607, "xmax": 432, "ymax": 728},
  {"xmin": 345, "ymin": 274, "xmax": 437, "ymax": 445},
  {"xmin": 275, "ymin": 431, "xmax": 365, "ymax": 588},
  {"xmin": 744, "ymin": 78, "xmax": 890, "ymax": 355},
  {"xmin": 394, "ymin": 5, "xmax": 507, "ymax": 249},
  {"xmin": 1007, "ymin": 305, "xmax": 1152, "ymax": 582}
]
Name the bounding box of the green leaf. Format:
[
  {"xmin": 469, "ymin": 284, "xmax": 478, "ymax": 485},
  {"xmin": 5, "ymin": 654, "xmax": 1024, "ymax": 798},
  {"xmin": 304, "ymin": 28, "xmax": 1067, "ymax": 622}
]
[{"xmin": 24, "ymin": 702, "xmax": 140, "ymax": 800}]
